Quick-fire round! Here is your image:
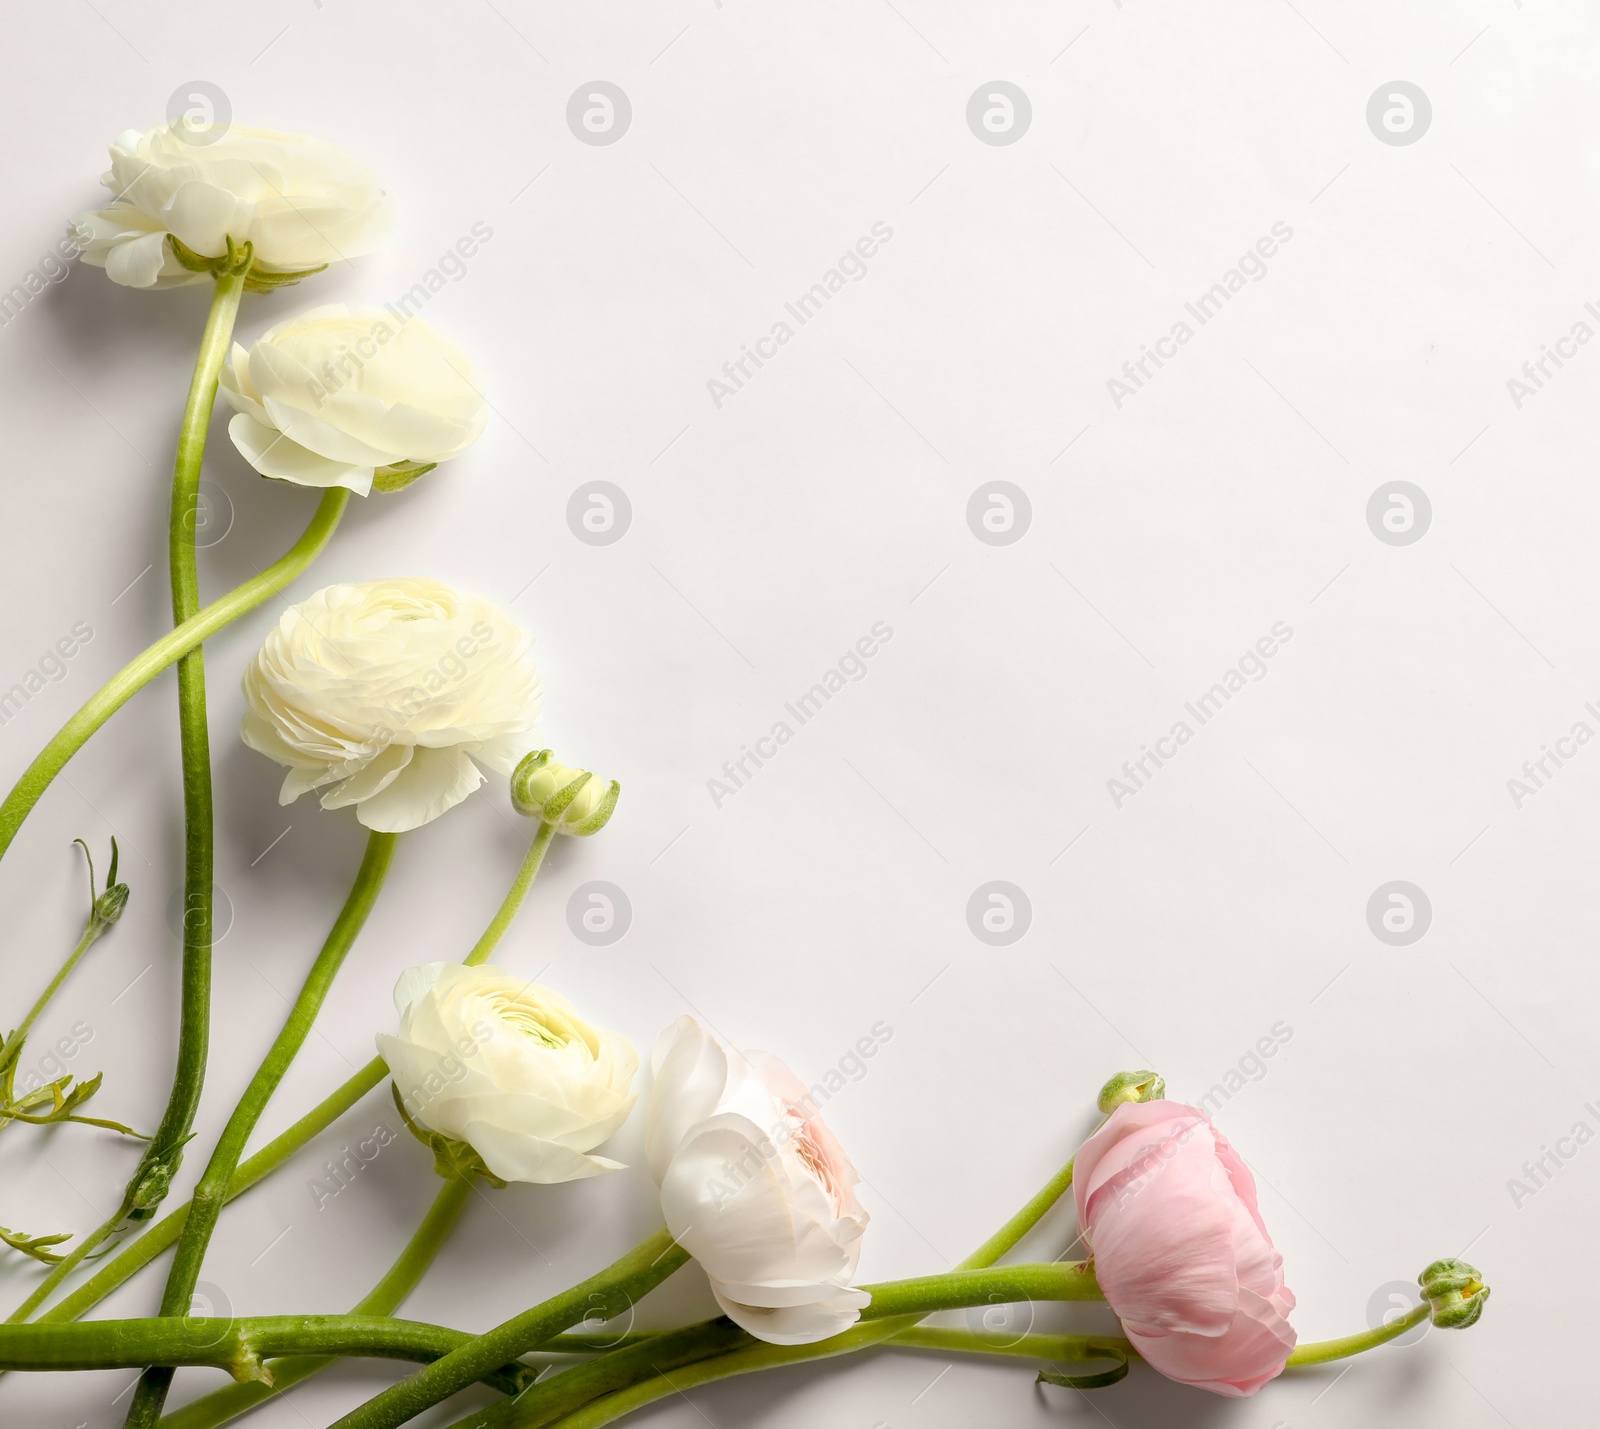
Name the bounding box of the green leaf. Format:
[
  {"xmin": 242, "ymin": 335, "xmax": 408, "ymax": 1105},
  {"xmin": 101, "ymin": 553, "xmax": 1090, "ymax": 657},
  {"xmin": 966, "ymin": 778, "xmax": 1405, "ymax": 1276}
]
[{"xmin": 0, "ymin": 1223, "xmax": 74, "ymax": 1266}]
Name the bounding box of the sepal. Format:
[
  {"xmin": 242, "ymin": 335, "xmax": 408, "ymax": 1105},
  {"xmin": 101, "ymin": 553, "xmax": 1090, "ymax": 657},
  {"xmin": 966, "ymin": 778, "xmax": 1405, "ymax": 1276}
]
[
  {"xmin": 1420, "ymin": 1258, "xmax": 1489, "ymax": 1329},
  {"xmin": 390, "ymin": 1085, "xmax": 504, "ymax": 1188},
  {"xmin": 511, "ymin": 751, "xmax": 620, "ymax": 835}
]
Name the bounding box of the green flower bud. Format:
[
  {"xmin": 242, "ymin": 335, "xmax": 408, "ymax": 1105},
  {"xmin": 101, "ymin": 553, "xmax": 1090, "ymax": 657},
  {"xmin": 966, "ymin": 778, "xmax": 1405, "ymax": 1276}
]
[
  {"xmin": 128, "ymin": 1148, "xmax": 183, "ymax": 1220},
  {"xmin": 1419, "ymin": 1258, "xmax": 1489, "ymax": 1329},
  {"xmin": 511, "ymin": 751, "xmax": 620, "ymax": 835},
  {"xmin": 1096, "ymin": 1070, "xmax": 1166, "ymax": 1114},
  {"xmin": 92, "ymin": 882, "xmax": 130, "ymax": 931}
]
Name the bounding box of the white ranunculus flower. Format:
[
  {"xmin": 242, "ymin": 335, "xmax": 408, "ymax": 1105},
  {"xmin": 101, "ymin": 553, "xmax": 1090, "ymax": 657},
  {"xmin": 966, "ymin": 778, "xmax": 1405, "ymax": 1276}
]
[
  {"xmin": 70, "ymin": 124, "xmax": 388, "ymax": 290},
  {"xmin": 220, "ymin": 305, "xmax": 488, "ymax": 495},
  {"xmin": 241, "ymin": 579, "xmax": 542, "ymax": 832},
  {"xmin": 378, "ymin": 963, "xmax": 638, "ymax": 1184},
  {"xmin": 647, "ymin": 1017, "xmax": 871, "ymax": 1345}
]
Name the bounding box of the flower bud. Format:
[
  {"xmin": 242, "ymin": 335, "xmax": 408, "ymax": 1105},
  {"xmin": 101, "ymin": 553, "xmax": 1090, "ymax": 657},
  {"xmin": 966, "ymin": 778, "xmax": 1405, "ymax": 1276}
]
[
  {"xmin": 1096, "ymin": 1070, "xmax": 1166, "ymax": 1114},
  {"xmin": 1419, "ymin": 1258, "xmax": 1489, "ymax": 1329},
  {"xmin": 128, "ymin": 1143, "xmax": 187, "ymax": 1220},
  {"xmin": 92, "ymin": 882, "xmax": 130, "ymax": 931},
  {"xmin": 511, "ymin": 751, "xmax": 619, "ymax": 835}
]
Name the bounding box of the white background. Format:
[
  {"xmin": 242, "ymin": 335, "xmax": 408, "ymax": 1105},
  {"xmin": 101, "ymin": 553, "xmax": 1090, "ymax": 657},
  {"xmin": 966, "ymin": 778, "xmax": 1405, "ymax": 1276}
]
[{"xmin": 0, "ymin": 2, "xmax": 1589, "ymax": 1425}]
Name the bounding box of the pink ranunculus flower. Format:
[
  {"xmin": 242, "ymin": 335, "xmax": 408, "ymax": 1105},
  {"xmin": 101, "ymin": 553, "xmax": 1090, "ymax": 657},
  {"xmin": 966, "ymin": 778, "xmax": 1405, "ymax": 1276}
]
[
  {"xmin": 646, "ymin": 1017, "xmax": 870, "ymax": 1345},
  {"xmin": 1073, "ymin": 1101, "xmax": 1296, "ymax": 1397}
]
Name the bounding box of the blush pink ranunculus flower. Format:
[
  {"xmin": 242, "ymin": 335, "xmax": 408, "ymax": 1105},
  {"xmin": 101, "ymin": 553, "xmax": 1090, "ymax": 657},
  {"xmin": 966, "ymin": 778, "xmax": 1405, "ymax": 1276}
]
[
  {"xmin": 646, "ymin": 1017, "xmax": 870, "ymax": 1345},
  {"xmin": 1073, "ymin": 1100, "xmax": 1296, "ymax": 1397}
]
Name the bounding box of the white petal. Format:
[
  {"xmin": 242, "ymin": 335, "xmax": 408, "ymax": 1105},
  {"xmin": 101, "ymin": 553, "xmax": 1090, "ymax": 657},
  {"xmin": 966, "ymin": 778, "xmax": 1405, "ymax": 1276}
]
[
  {"xmin": 458, "ymin": 1120, "xmax": 625, "ymax": 1185},
  {"xmin": 103, "ymin": 230, "xmax": 171, "ymax": 288},
  {"xmin": 646, "ymin": 1017, "xmax": 729, "ymax": 1184},
  {"xmin": 709, "ymin": 1285, "xmax": 868, "ymax": 1346},
  {"xmin": 392, "ymin": 963, "xmax": 451, "ymax": 1017},
  {"xmin": 228, "ymin": 413, "xmax": 374, "ymax": 495},
  {"xmin": 349, "ymin": 746, "xmax": 483, "ymax": 832}
]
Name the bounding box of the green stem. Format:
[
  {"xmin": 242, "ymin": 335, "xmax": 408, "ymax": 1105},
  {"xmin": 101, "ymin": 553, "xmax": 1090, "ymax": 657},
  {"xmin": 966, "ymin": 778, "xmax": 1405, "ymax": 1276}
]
[
  {"xmin": 0, "ymin": 1314, "xmax": 530, "ymax": 1383},
  {"xmin": 0, "ymin": 1261, "xmax": 1097, "ymax": 1415},
  {"xmin": 19, "ymin": 818, "xmax": 556, "ymax": 1326},
  {"xmin": 475, "ymin": 1146, "xmax": 1091, "ymax": 1429},
  {"xmin": 958, "ymin": 1146, "xmax": 1085, "ymax": 1272},
  {"xmin": 11, "ymin": 915, "xmax": 101, "ymax": 1049},
  {"xmin": 112, "ymin": 268, "xmax": 245, "ymax": 1428},
  {"xmin": 883, "ymin": 1325, "xmax": 1133, "ymax": 1362},
  {"xmin": 328, "ymin": 1228, "xmax": 691, "ymax": 1429},
  {"xmin": 126, "ymin": 831, "xmax": 399, "ymax": 1426},
  {"xmin": 529, "ymin": 1292, "xmax": 1433, "ymax": 1429},
  {"xmin": 465, "ymin": 822, "xmax": 556, "ymax": 966},
  {"xmin": 141, "ymin": 261, "xmax": 245, "ymax": 1201},
  {"xmin": 859, "ymin": 1262, "xmax": 1100, "ymax": 1320},
  {"xmin": 510, "ymin": 1322, "xmax": 911, "ymax": 1429},
  {"xmin": 147, "ymin": 823, "xmax": 551, "ymax": 1427},
  {"xmin": 0, "ymin": 486, "xmax": 348, "ymax": 868},
  {"xmin": 160, "ymin": 1174, "xmax": 474, "ymax": 1429},
  {"xmin": 5, "ymin": 1219, "xmax": 121, "ymax": 1324},
  {"xmin": 455, "ymin": 1264, "xmax": 1102, "ymax": 1429},
  {"xmin": 7, "ymin": 273, "xmax": 250, "ymax": 1326},
  {"xmin": 34, "ymin": 1065, "xmax": 386, "ymax": 1325},
  {"xmin": 1285, "ymin": 1304, "xmax": 1430, "ymax": 1366}
]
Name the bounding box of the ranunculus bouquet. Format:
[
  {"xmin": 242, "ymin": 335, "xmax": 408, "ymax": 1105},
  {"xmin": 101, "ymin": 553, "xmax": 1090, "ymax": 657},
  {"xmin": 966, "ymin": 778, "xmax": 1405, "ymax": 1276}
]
[{"xmin": 0, "ymin": 120, "xmax": 1487, "ymax": 1428}]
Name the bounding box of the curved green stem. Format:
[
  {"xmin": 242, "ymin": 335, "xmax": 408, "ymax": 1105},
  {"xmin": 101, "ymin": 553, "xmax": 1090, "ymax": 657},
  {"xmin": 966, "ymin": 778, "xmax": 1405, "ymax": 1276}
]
[
  {"xmin": 11, "ymin": 909, "xmax": 102, "ymax": 1050},
  {"xmin": 160, "ymin": 1173, "xmax": 474, "ymax": 1429},
  {"xmin": 1285, "ymin": 1304, "xmax": 1430, "ymax": 1366},
  {"xmin": 509, "ymin": 1322, "xmax": 918, "ymax": 1429},
  {"xmin": 329, "ymin": 1228, "xmax": 689, "ymax": 1429},
  {"xmin": 465, "ymin": 823, "xmax": 556, "ymax": 966},
  {"xmin": 523, "ymin": 1292, "xmax": 1434, "ymax": 1429},
  {"xmin": 455, "ymin": 1263, "xmax": 1102, "ymax": 1429},
  {"xmin": 21, "ymin": 818, "xmax": 557, "ymax": 1326},
  {"xmin": 8, "ymin": 272, "xmax": 247, "ymax": 1326},
  {"xmin": 127, "ymin": 831, "xmax": 399, "ymax": 1426},
  {"xmin": 146, "ymin": 823, "xmax": 551, "ymax": 1426},
  {"xmin": 472, "ymin": 1144, "xmax": 1092, "ymax": 1429},
  {"xmin": 34, "ymin": 1064, "xmax": 386, "ymax": 1325},
  {"xmin": 135, "ymin": 262, "xmax": 246, "ymax": 1216},
  {"xmin": 107, "ymin": 270, "xmax": 245, "ymax": 1429},
  {"xmin": 0, "ymin": 486, "xmax": 348, "ymax": 868},
  {"xmin": 959, "ymin": 1143, "xmax": 1088, "ymax": 1272},
  {"xmin": 5, "ymin": 1219, "xmax": 120, "ymax": 1324}
]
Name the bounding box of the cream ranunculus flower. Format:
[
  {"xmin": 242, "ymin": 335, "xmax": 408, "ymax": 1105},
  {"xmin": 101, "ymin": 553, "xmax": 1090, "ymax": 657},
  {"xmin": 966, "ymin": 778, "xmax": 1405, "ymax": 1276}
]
[
  {"xmin": 378, "ymin": 963, "xmax": 639, "ymax": 1184},
  {"xmin": 646, "ymin": 1017, "xmax": 871, "ymax": 1345},
  {"xmin": 241, "ymin": 579, "xmax": 542, "ymax": 832},
  {"xmin": 70, "ymin": 124, "xmax": 389, "ymax": 290},
  {"xmin": 219, "ymin": 305, "xmax": 488, "ymax": 495}
]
